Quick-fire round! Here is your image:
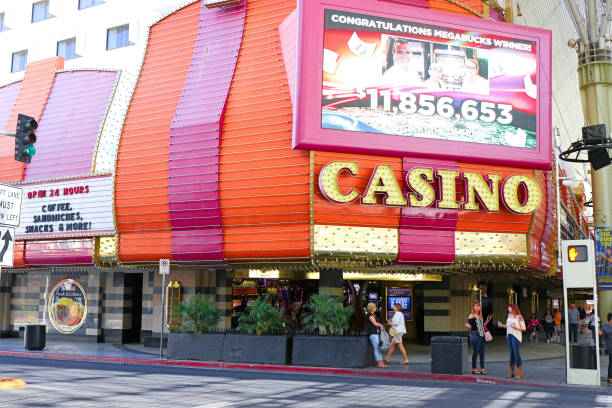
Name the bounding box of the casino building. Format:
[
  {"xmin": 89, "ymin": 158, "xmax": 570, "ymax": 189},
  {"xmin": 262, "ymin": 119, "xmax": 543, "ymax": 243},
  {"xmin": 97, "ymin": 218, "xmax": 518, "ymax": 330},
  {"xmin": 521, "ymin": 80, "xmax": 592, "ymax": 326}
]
[{"xmin": 0, "ymin": 0, "xmax": 591, "ymax": 346}]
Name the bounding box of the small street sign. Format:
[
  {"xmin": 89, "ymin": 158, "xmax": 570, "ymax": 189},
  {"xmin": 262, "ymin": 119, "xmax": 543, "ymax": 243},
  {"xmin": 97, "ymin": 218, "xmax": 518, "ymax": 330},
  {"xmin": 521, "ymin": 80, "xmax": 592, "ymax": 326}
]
[
  {"xmin": 159, "ymin": 258, "xmax": 170, "ymax": 275},
  {"xmin": 0, "ymin": 184, "xmax": 22, "ymax": 228},
  {"xmin": 0, "ymin": 226, "xmax": 15, "ymax": 267}
]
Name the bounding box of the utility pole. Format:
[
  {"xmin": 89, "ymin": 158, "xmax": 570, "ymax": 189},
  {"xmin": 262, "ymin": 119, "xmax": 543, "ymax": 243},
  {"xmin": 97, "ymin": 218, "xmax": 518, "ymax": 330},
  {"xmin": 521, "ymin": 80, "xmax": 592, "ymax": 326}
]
[{"xmin": 563, "ymin": 0, "xmax": 612, "ymax": 321}]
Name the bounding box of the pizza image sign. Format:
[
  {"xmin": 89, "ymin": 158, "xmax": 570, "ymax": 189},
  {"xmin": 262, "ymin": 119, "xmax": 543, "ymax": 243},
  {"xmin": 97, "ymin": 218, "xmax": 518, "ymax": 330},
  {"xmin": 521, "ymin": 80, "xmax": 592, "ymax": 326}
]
[{"xmin": 47, "ymin": 279, "xmax": 88, "ymax": 334}]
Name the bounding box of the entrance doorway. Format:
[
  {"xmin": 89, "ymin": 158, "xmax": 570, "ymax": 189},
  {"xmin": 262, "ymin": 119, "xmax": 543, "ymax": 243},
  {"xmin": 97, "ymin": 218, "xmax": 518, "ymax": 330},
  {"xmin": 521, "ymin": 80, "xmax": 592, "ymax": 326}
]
[{"xmin": 124, "ymin": 273, "xmax": 143, "ymax": 343}]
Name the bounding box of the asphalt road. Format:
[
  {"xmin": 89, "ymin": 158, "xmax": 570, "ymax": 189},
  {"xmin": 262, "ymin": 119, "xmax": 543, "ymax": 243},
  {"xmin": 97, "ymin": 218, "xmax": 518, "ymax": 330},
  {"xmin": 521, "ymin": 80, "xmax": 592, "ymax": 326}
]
[{"xmin": 0, "ymin": 356, "xmax": 610, "ymax": 408}]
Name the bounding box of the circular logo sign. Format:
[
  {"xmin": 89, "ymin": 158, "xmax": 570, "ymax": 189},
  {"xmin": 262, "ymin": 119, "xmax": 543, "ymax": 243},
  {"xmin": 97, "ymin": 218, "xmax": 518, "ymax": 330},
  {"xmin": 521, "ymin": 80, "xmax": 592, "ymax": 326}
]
[{"xmin": 47, "ymin": 279, "xmax": 88, "ymax": 334}]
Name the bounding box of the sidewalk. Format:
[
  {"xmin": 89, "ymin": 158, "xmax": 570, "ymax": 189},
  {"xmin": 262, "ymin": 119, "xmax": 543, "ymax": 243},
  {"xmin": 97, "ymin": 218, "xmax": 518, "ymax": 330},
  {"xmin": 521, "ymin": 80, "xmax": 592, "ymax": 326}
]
[{"xmin": 0, "ymin": 332, "xmax": 609, "ymax": 390}]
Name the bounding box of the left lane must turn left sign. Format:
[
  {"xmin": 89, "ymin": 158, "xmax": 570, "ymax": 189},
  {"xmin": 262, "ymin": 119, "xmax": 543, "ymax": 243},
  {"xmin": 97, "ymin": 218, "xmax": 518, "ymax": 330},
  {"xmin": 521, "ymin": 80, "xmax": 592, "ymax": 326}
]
[{"xmin": 0, "ymin": 227, "xmax": 15, "ymax": 267}]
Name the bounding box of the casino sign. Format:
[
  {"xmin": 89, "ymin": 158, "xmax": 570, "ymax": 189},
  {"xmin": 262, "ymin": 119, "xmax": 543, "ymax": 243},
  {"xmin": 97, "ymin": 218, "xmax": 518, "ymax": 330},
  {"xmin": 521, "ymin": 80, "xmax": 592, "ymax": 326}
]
[{"xmin": 319, "ymin": 161, "xmax": 541, "ymax": 214}]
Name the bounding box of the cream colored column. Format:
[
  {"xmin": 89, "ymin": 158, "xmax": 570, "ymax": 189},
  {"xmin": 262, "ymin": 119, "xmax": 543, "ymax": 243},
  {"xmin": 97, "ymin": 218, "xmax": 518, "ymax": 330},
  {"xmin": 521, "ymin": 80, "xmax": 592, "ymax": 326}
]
[{"xmin": 577, "ymin": 57, "xmax": 612, "ymax": 321}]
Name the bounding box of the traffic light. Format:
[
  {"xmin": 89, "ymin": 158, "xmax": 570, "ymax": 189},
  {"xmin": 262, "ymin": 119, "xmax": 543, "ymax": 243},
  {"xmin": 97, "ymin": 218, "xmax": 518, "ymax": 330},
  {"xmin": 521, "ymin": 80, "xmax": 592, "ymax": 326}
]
[{"xmin": 15, "ymin": 113, "xmax": 37, "ymax": 163}]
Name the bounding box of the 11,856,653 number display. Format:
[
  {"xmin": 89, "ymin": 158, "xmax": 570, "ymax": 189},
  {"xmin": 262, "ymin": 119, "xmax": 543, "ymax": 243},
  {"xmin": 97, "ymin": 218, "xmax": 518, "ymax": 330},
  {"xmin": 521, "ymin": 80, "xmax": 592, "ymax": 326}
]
[{"xmin": 366, "ymin": 89, "xmax": 513, "ymax": 125}]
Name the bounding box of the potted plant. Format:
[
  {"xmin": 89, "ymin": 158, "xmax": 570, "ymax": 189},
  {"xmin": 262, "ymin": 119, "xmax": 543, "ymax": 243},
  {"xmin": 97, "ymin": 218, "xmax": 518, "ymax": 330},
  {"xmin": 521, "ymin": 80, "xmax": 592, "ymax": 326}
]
[
  {"xmin": 301, "ymin": 293, "xmax": 352, "ymax": 335},
  {"xmin": 223, "ymin": 297, "xmax": 290, "ymax": 364},
  {"xmin": 292, "ymin": 293, "xmax": 375, "ymax": 368},
  {"xmin": 166, "ymin": 294, "xmax": 224, "ymax": 361}
]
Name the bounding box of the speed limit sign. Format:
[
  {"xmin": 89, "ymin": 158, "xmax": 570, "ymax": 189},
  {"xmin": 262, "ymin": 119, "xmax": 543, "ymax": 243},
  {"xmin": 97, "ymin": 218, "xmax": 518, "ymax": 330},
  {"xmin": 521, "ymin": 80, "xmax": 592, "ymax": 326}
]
[{"xmin": 159, "ymin": 259, "xmax": 170, "ymax": 275}]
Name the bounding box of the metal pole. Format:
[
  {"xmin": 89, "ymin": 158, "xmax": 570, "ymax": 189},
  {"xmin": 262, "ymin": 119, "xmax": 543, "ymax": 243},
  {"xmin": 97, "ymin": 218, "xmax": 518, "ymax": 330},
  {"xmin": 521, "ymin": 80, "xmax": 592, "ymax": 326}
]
[
  {"xmin": 562, "ymin": 0, "xmax": 589, "ymax": 44},
  {"xmin": 594, "ymin": 280, "xmax": 601, "ymax": 385},
  {"xmin": 603, "ymin": 0, "xmax": 612, "ymax": 40},
  {"xmin": 0, "ymin": 130, "xmax": 15, "ymax": 137},
  {"xmin": 555, "ymin": 142, "xmax": 562, "ymax": 266},
  {"xmin": 586, "ymin": 0, "xmax": 599, "ymax": 43},
  {"xmin": 563, "ymin": 281, "xmax": 570, "ymax": 384},
  {"xmin": 160, "ymin": 273, "xmax": 166, "ymax": 359}
]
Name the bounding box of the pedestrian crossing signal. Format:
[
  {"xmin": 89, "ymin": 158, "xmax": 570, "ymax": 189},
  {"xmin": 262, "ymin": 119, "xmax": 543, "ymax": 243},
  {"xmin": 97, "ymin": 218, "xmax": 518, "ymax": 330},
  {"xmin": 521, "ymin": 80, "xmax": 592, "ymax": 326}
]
[{"xmin": 567, "ymin": 245, "xmax": 588, "ymax": 262}]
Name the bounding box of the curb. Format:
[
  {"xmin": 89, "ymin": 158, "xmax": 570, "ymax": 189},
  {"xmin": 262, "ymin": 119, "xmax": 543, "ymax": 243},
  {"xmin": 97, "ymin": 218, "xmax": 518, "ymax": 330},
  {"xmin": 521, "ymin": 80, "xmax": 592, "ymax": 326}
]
[{"xmin": 0, "ymin": 350, "xmax": 596, "ymax": 390}]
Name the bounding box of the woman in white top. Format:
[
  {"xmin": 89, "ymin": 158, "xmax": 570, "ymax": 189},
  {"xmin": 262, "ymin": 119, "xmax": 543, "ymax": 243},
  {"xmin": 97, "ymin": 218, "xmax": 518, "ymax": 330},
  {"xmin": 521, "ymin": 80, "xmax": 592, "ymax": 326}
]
[
  {"xmin": 498, "ymin": 304, "xmax": 526, "ymax": 380},
  {"xmin": 383, "ymin": 303, "xmax": 409, "ymax": 364}
]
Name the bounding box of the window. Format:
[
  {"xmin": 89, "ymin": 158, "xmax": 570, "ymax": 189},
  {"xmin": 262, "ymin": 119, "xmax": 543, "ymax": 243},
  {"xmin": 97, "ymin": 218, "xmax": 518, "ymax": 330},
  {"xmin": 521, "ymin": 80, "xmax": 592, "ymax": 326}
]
[
  {"xmin": 32, "ymin": 1, "xmax": 53, "ymax": 23},
  {"xmin": 106, "ymin": 24, "xmax": 130, "ymax": 50},
  {"xmin": 78, "ymin": 0, "xmax": 104, "ymax": 10},
  {"xmin": 11, "ymin": 50, "xmax": 27, "ymax": 73},
  {"xmin": 0, "ymin": 12, "xmax": 7, "ymax": 32},
  {"xmin": 57, "ymin": 37, "xmax": 78, "ymax": 60}
]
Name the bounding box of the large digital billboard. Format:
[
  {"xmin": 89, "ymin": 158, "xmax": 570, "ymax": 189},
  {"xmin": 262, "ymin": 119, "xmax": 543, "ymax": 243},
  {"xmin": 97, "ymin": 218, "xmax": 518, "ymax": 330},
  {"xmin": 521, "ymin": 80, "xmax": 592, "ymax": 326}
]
[{"xmin": 293, "ymin": 0, "xmax": 552, "ymax": 169}]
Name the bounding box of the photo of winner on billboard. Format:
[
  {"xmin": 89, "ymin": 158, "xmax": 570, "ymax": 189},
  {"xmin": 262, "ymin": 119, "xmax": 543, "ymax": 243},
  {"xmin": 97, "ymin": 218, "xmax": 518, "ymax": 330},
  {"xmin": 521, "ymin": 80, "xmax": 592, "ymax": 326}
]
[{"xmin": 322, "ymin": 9, "xmax": 538, "ymax": 149}]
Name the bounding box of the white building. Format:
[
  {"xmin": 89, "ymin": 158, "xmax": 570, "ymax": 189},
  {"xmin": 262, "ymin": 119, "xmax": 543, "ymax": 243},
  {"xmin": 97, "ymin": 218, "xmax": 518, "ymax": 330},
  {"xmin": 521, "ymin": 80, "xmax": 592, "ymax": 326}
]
[{"xmin": 0, "ymin": 0, "xmax": 187, "ymax": 84}]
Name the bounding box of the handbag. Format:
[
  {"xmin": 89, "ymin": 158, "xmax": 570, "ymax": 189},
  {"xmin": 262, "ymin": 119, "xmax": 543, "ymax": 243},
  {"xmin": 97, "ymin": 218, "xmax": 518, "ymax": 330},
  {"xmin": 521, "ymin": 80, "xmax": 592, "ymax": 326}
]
[
  {"xmin": 379, "ymin": 329, "xmax": 391, "ymax": 351},
  {"xmin": 390, "ymin": 327, "xmax": 397, "ymax": 337},
  {"xmin": 484, "ymin": 329, "xmax": 493, "ymax": 342}
]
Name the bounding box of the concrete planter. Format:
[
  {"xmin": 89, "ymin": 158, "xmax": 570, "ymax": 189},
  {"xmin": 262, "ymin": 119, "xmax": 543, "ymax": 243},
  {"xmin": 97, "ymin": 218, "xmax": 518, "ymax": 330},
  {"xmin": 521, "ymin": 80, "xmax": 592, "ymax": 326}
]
[
  {"xmin": 166, "ymin": 332, "xmax": 225, "ymax": 361},
  {"xmin": 291, "ymin": 335, "xmax": 375, "ymax": 368},
  {"xmin": 222, "ymin": 333, "xmax": 290, "ymax": 365}
]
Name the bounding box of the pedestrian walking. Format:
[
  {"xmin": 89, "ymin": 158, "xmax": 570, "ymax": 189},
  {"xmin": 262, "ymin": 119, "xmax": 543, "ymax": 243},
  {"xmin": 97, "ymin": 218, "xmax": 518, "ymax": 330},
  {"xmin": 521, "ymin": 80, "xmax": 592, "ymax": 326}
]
[
  {"xmin": 588, "ymin": 310, "xmax": 599, "ymax": 346},
  {"xmin": 598, "ymin": 312, "xmax": 612, "ymax": 384},
  {"xmin": 527, "ymin": 314, "xmax": 541, "ymax": 341},
  {"xmin": 579, "ymin": 306, "xmax": 586, "ymax": 333},
  {"xmin": 383, "ymin": 303, "xmax": 409, "ymax": 364},
  {"xmin": 568, "ymin": 304, "xmax": 580, "ymax": 344},
  {"xmin": 543, "ymin": 309, "xmax": 554, "ymax": 342},
  {"xmin": 553, "ymin": 308, "xmax": 562, "ymax": 341},
  {"xmin": 465, "ymin": 302, "xmax": 491, "ymax": 375},
  {"xmin": 499, "ymin": 304, "xmax": 526, "ymax": 380},
  {"xmin": 366, "ymin": 302, "xmax": 389, "ymax": 368}
]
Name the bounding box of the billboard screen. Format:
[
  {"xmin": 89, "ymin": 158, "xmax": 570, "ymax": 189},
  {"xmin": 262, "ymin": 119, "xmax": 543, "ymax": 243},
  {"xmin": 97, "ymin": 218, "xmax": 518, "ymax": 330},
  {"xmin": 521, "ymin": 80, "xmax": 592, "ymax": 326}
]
[
  {"xmin": 293, "ymin": 0, "xmax": 552, "ymax": 169},
  {"xmin": 386, "ymin": 286, "xmax": 412, "ymax": 321},
  {"xmin": 595, "ymin": 227, "xmax": 612, "ymax": 290}
]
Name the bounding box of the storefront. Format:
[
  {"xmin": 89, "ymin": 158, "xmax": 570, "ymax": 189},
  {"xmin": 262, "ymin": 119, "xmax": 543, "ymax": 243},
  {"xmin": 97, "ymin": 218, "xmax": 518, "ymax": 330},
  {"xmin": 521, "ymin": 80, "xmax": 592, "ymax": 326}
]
[{"xmin": 0, "ymin": 0, "xmax": 578, "ymax": 346}]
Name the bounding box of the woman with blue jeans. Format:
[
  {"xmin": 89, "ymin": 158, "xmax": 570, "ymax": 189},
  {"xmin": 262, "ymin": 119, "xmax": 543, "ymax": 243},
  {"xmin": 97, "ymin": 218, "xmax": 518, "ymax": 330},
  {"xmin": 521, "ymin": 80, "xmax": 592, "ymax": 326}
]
[
  {"xmin": 465, "ymin": 302, "xmax": 491, "ymax": 374},
  {"xmin": 366, "ymin": 302, "xmax": 388, "ymax": 368},
  {"xmin": 499, "ymin": 304, "xmax": 526, "ymax": 380}
]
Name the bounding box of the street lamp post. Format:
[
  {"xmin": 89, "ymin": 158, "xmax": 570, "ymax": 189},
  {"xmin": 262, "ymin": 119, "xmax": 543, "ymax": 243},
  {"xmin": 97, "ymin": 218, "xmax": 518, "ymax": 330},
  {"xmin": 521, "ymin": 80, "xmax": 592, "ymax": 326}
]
[{"xmin": 563, "ymin": 0, "xmax": 612, "ymax": 323}]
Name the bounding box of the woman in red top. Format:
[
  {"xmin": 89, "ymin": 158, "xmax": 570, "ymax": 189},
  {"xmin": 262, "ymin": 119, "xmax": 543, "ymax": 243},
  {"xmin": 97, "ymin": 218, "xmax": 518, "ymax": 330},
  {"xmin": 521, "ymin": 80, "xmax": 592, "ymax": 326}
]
[{"xmin": 527, "ymin": 314, "xmax": 541, "ymax": 341}]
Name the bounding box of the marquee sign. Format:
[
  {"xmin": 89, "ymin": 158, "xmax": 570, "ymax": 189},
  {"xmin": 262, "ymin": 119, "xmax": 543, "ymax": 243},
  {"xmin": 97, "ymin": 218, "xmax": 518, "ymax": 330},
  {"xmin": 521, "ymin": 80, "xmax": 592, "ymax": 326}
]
[
  {"xmin": 318, "ymin": 161, "xmax": 541, "ymax": 214},
  {"xmin": 15, "ymin": 175, "xmax": 115, "ymax": 239},
  {"xmin": 292, "ymin": 0, "xmax": 552, "ymax": 169}
]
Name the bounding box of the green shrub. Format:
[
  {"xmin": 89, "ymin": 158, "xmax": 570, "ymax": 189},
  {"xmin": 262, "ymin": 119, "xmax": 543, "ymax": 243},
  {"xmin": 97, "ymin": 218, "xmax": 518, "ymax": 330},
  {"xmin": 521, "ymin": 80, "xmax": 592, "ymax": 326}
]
[
  {"xmin": 237, "ymin": 297, "xmax": 284, "ymax": 335},
  {"xmin": 174, "ymin": 294, "xmax": 220, "ymax": 334},
  {"xmin": 301, "ymin": 293, "xmax": 353, "ymax": 335}
]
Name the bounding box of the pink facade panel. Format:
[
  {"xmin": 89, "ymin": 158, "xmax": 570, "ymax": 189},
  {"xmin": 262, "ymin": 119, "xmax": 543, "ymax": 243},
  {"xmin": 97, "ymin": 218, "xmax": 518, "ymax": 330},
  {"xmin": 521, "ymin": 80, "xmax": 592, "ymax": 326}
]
[
  {"xmin": 24, "ymin": 71, "xmax": 118, "ymax": 180},
  {"xmin": 169, "ymin": 1, "xmax": 247, "ymax": 262},
  {"xmin": 279, "ymin": 10, "xmax": 297, "ymax": 106},
  {"xmin": 398, "ymin": 157, "xmax": 457, "ymax": 264},
  {"xmin": 25, "ymin": 239, "xmax": 94, "ymax": 265},
  {"xmin": 538, "ymin": 170, "xmax": 556, "ymax": 271},
  {"xmin": 0, "ymin": 82, "xmax": 21, "ymax": 130},
  {"xmin": 378, "ymin": 0, "xmax": 429, "ymax": 6}
]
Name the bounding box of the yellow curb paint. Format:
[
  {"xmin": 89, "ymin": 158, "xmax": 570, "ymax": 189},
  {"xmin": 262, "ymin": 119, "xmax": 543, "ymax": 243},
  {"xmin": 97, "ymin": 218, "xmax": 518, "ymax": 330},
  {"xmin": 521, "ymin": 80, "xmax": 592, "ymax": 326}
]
[{"xmin": 0, "ymin": 377, "xmax": 27, "ymax": 389}]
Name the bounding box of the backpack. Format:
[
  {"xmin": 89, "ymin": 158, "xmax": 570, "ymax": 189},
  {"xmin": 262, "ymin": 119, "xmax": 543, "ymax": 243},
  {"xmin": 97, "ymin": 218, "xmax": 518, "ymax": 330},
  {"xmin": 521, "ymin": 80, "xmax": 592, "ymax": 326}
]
[{"xmin": 379, "ymin": 330, "xmax": 391, "ymax": 351}]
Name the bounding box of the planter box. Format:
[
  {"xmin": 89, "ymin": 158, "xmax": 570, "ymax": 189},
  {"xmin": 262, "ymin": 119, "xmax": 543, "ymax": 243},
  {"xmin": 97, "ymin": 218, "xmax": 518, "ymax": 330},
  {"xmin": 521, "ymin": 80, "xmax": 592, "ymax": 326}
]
[
  {"xmin": 167, "ymin": 332, "xmax": 225, "ymax": 361},
  {"xmin": 223, "ymin": 333, "xmax": 290, "ymax": 365},
  {"xmin": 291, "ymin": 336, "xmax": 375, "ymax": 368}
]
